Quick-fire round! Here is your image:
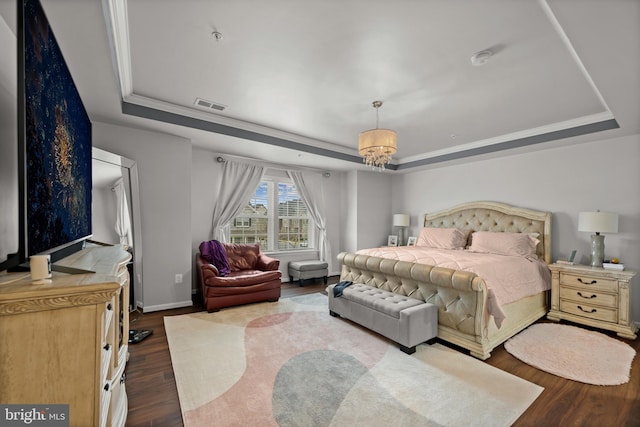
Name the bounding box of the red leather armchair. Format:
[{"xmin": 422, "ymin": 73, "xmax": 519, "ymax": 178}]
[{"xmin": 196, "ymin": 243, "xmax": 281, "ymax": 312}]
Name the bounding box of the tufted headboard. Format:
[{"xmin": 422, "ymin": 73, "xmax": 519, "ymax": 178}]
[{"xmin": 423, "ymin": 201, "xmax": 551, "ymax": 264}]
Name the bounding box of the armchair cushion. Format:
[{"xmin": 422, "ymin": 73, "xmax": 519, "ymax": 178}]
[
  {"xmin": 224, "ymin": 243, "xmax": 260, "ymax": 271},
  {"xmin": 223, "ymin": 243, "xmax": 280, "ymax": 272}
]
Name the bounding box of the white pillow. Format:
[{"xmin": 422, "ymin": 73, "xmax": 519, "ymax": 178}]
[
  {"xmin": 416, "ymin": 227, "xmax": 468, "ymax": 250},
  {"xmin": 468, "ymin": 231, "xmax": 539, "ymax": 258}
]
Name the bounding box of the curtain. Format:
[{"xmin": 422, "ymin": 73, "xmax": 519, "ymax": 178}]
[
  {"xmin": 287, "ymin": 170, "xmax": 331, "ymax": 266},
  {"xmin": 211, "ymin": 160, "xmax": 264, "ymax": 241},
  {"xmin": 112, "ymin": 177, "xmax": 132, "ymax": 246}
]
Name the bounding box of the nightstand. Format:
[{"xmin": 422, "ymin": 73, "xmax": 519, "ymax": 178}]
[{"xmin": 547, "ymin": 263, "xmax": 637, "ymax": 339}]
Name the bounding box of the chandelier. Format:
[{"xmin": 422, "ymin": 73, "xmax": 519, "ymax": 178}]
[{"xmin": 358, "ymin": 100, "xmax": 397, "ymax": 170}]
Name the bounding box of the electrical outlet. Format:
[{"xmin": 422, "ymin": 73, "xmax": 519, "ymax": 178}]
[{"xmin": 175, "ymin": 274, "xmax": 183, "ymax": 284}]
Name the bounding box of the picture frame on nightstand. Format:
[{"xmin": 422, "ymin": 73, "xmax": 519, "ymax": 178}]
[
  {"xmin": 388, "ymin": 235, "xmax": 398, "ymax": 247},
  {"xmin": 407, "ymin": 236, "xmax": 417, "ymax": 246},
  {"xmin": 556, "ymin": 249, "xmax": 578, "ymax": 265}
]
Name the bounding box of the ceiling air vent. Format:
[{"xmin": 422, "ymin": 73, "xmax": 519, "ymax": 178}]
[{"xmin": 194, "ymin": 97, "xmax": 227, "ymax": 112}]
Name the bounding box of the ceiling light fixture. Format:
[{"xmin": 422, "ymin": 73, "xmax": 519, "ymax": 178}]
[{"xmin": 358, "ymin": 100, "xmax": 397, "ymax": 171}]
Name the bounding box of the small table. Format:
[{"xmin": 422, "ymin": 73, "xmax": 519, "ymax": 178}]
[{"xmin": 547, "ymin": 263, "xmax": 637, "ymax": 339}]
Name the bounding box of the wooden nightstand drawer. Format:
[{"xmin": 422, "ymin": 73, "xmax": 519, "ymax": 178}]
[
  {"xmin": 559, "ymin": 286, "xmax": 617, "ymax": 308},
  {"xmin": 559, "ymin": 300, "xmax": 617, "ymax": 323},
  {"xmin": 559, "ymin": 272, "xmax": 618, "ymax": 292}
]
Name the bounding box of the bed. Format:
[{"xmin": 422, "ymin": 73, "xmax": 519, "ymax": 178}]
[{"xmin": 337, "ymin": 201, "xmax": 552, "ymax": 360}]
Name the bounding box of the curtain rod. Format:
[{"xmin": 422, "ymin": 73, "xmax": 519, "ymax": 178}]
[{"xmin": 213, "ymin": 153, "xmax": 331, "ymax": 176}]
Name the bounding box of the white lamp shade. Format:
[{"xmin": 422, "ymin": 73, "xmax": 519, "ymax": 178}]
[
  {"xmin": 578, "ymin": 211, "xmax": 618, "ymax": 234},
  {"xmin": 393, "ymin": 214, "xmax": 410, "ymax": 227},
  {"xmin": 358, "ymin": 129, "xmax": 398, "ymax": 156}
]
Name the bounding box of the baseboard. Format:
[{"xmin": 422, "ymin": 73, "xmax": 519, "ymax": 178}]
[{"xmin": 143, "ymin": 300, "xmax": 193, "ymax": 313}]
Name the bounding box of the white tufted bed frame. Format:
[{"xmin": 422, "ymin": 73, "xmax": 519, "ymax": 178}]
[{"xmin": 337, "ymin": 201, "xmax": 552, "ymax": 360}]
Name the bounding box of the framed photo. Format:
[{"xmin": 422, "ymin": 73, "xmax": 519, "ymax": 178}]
[
  {"xmin": 387, "ymin": 235, "xmax": 398, "ymax": 247},
  {"xmin": 407, "ymin": 236, "xmax": 417, "ymax": 246}
]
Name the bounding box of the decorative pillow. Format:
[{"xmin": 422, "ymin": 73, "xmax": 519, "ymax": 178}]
[
  {"xmin": 468, "ymin": 231, "xmax": 539, "ymax": 258},
  {"xmin": 416, "ymin": 227, "xmax": 468, "ymax": 250}
]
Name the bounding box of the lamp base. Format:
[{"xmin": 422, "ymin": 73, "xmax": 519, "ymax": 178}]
[
  {"xmin": 590, "ymin": 234, "xmax": 605, "ymax": 268},
  {"xmin": 397, "ymin": 227, "xmax": 406, "ymax": 247}
]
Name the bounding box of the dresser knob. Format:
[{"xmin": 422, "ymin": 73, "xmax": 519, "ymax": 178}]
[
  {"xmin": 577, "ymin": 278, "xmax": 597, "ymax": 285},
  {"xmin": 103, "ymin": 344, "xmax": 111, "ymax": 351},
  {"xmin": 104, "ymin": 383, "xmax": 110, "ymax": 391},
  {"xmin": 577, "ymin": 305, "xmax": 596, "ymax": 314},
  {"xmin": 107, "ymin": 303, "xmax": 113, "ymax": 311},
  {"xmin": 577, "ymin": 292, "xmax": 596, "ymax": 299}
]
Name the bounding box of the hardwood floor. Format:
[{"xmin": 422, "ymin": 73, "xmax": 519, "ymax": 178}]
[{"xmin": 125, "ymin": 278, "xmax": 640, "ymax": 426}]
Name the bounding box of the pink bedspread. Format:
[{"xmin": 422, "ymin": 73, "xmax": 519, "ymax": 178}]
[{"xmin": 355, "ymin": 246, "xmax": 551, "ymax": 327}]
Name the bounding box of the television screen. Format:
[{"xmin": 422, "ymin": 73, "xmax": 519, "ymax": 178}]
[{"xmin": 22, "ymin": 0, "xmax": 92, "ymax": 258}]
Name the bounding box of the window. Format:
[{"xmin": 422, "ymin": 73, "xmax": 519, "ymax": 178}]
[
  {"xmin": 229, "ymin": 177, "xmax": 313, "ymax": 251},
  {"xmin": 233, "ymin": 218, "xmax": 251, "ymax": 228}
]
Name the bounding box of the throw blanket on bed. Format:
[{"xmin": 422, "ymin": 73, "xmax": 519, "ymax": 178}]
[
  {"xmin": 356, "ymin": 246, "xmax": 551, "ymax": 328},
  {"xmin": 199, "ymin": 240, "xmax": 231, "ymax": 277}
]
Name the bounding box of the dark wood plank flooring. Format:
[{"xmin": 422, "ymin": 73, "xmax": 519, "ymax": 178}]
[{"xmin": 125, "ymin": 277, "xmax": 640, "ymax": 426}]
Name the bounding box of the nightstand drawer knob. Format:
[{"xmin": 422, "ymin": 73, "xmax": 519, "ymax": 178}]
[
  {"xmin": 577, "ymin": 292, "xmax": 596, "ymax": 299},
  {"xmin": 577, "ymin": 305, "xmax": 597, "ymax": 314},
  {"xmin": 577, "ymin": 278, "xmax": 597, "ymax": 285}
]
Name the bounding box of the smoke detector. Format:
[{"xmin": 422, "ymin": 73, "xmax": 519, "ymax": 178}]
[{"xmin": 470, "ymin": 50, "xmax": 493, "ymax": 66}]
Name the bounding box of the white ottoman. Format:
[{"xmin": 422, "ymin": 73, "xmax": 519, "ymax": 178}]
[{"xmin": 288, "ymin": 260, "xmax": 329, "ymax": 286}]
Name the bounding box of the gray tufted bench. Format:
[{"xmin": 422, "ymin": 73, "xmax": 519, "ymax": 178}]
[{"xmin": 327, "ymin": 283, "xmax": 438, "ymax": 354}]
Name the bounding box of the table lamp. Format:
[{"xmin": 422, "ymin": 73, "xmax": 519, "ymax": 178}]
[
  {"xmin": 578, "ymin": 211, "xmax": 618, "ymax": 267},
  {"xmin": 393, "ymin": 214, "xmax": 410, "ymax": 246}
]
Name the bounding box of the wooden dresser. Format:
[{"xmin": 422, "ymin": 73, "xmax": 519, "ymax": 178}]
[
  {"xmin": 0, "ymin": 244, "xmax": 131, "ymax": 427},
  {"xmin": 547, "ymin": 263, "xmax": 637, "ymax": 339}
]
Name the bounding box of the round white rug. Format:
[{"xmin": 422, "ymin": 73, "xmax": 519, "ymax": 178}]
[{"xmin": 505, "ymin": 323, "xmax": 636, "ymax": 385}]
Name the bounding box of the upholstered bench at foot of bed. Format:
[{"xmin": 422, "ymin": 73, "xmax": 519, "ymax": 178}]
[
  {"xmin": 327, "ymin": 283, "xmax": 438, "ymax": 354},
  {"xmin": 288, "ymin": 260, "xmax": 329, "ymax": 285}
]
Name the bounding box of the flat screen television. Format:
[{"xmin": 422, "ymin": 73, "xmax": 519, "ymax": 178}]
[{"xmin": 10, "ymin": 0, "xmax": 92, "ymax": 270}]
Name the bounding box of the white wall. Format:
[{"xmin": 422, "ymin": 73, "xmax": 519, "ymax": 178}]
[
  {"xmin": 342, "ymin": 170, "xmax": 394, "ymax": 252},
  {"xmin": 341, "ymin": 171, "xmax": 358, "ymax": 253},
  {"xmin": 190, "ymin": 148, "xmax": 345, "ymax": 287},
  {"xmin": 93, "ymin": 121, "xmax": 193, "ymax": 312},
  {"xmin": 392, "ymin": 134, "xmax": 640, "ymax": 322}
]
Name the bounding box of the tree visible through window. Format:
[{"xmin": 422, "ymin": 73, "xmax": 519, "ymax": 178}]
[{"xmin": 229, "ymin": 179, "xmax": 312, "ymax": 251}]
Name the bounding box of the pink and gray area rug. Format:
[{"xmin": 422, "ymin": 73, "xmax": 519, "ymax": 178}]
[{"xmin": 164, "ymin": 293, "xmax": 543, "ymax": 427}]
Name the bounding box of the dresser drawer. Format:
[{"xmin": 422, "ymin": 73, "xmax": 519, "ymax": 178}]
[
  {"xmin": 559, "ymin": 286, "xmax": 617, "ymax": 308},
  {"xmin": 559, "ymin": 299, "xmax": 617, "ymax": 323},
  {"xmin": 559, "ymin": 272, "xmax": 618, "ymax": 292}
]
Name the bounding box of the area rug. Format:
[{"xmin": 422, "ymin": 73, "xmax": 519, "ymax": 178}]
[
  {"xmin": 504, "ymin": 323, "xmax": 636, "ymax": 386},
  {"xmin": 165, "ymin": 293, "xmax": 543, "ymax": 427}
]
